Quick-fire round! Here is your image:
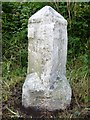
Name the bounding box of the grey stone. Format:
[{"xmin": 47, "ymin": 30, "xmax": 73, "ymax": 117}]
[{"xmin": 22, "ymin": 6, "xmax": 72, "ymax": 111}]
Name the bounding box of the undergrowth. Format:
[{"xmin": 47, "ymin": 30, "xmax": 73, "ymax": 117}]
[{"xmin": 2, "ymin": 55, "xmax": 90, "ymax": 119}]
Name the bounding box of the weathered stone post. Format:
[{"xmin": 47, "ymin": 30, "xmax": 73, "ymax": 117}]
[{"xmin": 22, "ymin": 6, "xmax": 72, "ymax": 111}]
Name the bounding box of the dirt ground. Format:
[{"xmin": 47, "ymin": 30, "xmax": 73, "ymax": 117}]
[{"xmin": 2, "ymin": 80, "xmax": 90, "ymax": 120}]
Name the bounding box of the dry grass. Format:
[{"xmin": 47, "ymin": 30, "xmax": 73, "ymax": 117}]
[{"xmin": 2, "ymin": 56, "xmax": 90, "ymax": 119}]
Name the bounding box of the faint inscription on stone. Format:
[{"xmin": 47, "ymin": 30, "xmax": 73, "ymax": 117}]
[{"xmin": 22, "ymin": 6, "xmax": 72, "ymax": 111}]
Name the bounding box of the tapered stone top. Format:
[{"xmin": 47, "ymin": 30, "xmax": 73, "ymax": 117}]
[
  {"xmin": 22, "ymin": 6, "xmax": 72, "ymax": 111},
  {"xmin": 28, "ymin": 6, "xmax": 67, "ymax": 24}
]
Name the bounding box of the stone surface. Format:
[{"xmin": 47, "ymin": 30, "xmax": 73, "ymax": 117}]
[{"xmin": 22, "ymin": 6, "xmax": 72, "ymax": 111}]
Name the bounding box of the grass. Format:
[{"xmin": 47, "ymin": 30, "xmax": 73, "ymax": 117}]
[{"xmin": 2, "ymin": 55, "xmax": 90, "ymax": 119}]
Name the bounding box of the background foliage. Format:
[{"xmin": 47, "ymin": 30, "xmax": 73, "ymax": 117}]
[
  {"xmin": 2, "ymin": 2, "xmax": 90, "ymax": 118},
  {"xmin": 2, "ymin": 2, "xmax": 89, "ymax": 77}
]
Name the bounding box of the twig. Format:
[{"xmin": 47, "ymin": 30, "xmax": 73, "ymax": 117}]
[{"xmin": 6, "ymin": 107, "xmax": 20, "ymax": 117}]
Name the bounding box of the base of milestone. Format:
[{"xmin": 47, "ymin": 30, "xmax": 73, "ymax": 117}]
[{"xmin": 22, "ymin": 73, "xmax": 72, "ymax": 111}]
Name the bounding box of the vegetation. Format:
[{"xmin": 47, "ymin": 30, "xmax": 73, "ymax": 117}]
[{"xmin": 2, "ymin": 2, "xmax": 90, "ymax": 119}]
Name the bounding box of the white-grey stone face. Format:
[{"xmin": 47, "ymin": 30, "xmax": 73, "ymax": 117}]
[{"xmin": 22, "ymin": 6, "xmax": 72, "ymax": 111}]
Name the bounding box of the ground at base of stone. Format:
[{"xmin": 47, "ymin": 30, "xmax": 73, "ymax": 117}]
[{"xmin": 2, "ymin": 80, "xmax": 90, "ymax": 119}]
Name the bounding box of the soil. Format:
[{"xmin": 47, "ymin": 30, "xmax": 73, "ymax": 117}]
[{"xmin": 2, "ymin": 80, "xmax": 90, "ymax": 120}]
